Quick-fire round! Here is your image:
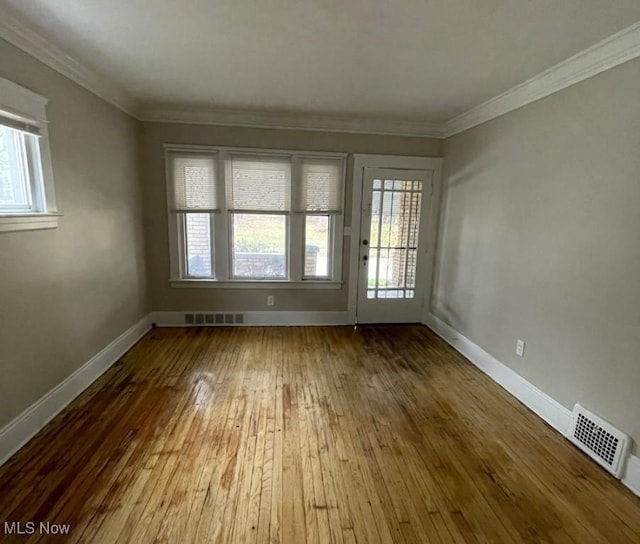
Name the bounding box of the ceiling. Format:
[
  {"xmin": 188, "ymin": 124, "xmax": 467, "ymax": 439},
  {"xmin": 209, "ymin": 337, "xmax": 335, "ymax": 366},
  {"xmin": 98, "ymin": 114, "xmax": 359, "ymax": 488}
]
[{"xmin": 2, "ymin": 0, "xmax": 640, "ymax": 126}]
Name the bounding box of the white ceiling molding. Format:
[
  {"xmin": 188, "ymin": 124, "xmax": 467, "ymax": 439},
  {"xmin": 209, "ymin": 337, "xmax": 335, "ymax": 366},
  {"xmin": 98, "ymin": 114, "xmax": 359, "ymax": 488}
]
[
  {"xmin": 441, "ymin": 21, "xmax": 640, "ymax": 138},
  {"xmin": 2, "ymin": 8, "xmax": 640, "ymax": 139},
  {"xmin": 0, "ymin": 9, "xmax": 139, "ymax": 117},
  {"xmin": 141, "ymin": 17, "xmax": 640, "ymax": 139},
  {"xmin": 138, "ymin": 106, "xmax": 443, "ymax": 138}
]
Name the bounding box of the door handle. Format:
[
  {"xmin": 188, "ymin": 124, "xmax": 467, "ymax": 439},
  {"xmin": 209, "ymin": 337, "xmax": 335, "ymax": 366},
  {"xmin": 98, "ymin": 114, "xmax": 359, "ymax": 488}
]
[{"xmin": 362, "ymin": 240, "xmax": 369, "ymax": 246}]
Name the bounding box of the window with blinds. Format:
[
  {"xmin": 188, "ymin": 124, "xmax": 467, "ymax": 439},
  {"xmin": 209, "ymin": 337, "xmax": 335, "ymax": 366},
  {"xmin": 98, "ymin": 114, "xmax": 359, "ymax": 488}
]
[
  {"xmin": 165, "ymin": 146, "xmax": 345, "ymax": 283},
  {"xmin": 299, "ymin": 158, "xmax": 343, "ymax": 278},
  {"xmin": 167, "ymin": 152, "xmax": 218, "ymax": 278},
  {"xmin": 1, "ymin": 76, "xmax": 58, "ymax": 232},
  {"xmin": 227, "ymin": 157, "xmax": 291, "ymax": 278},
  {"xmin": 0, "ymin": 113, "xmax": 44, "ymax": 213}
]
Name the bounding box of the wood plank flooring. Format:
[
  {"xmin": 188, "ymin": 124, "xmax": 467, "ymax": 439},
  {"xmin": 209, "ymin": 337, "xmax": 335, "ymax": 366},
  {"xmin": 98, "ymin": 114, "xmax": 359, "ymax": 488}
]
[{"xmin": 0, "ymin": 325, "xmax": 638, "ymax": 543}]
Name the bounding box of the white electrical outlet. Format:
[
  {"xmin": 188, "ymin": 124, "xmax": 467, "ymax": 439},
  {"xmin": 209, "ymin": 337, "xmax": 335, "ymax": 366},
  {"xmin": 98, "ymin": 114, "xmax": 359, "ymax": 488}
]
[
  {"xmin": 267, "ymin": 295, "xmax": 274, "ymax": 306},
  {"xmin": 516, "ymin": 339, "xmax": 525, "ymax": 357}
]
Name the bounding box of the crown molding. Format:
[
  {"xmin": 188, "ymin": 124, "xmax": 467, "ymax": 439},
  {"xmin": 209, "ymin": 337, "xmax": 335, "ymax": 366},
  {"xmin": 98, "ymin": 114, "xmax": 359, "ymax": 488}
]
[
  {"xmin": 442, "ymin": 21, "xmax": 640, "ymax": 138},
  {"xmin": 136, "ymin": 20, "xmax": 640, "ymax": 139},
  {"xmin": 2, "ymin": 7, "xmax": 640, "ymax": 140},
  {"xmin": 138, "ymin": 105, "xmax": 443, "ymax": 138},
  {"xmin": 0, "ymin": 9, "xmax": 139, "ymax": 118}
]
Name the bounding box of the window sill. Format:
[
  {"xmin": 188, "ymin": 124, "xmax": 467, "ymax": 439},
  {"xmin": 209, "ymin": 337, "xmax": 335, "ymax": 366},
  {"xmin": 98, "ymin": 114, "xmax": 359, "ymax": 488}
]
[
  {"xmin": 170, "ymin": 279, "xmax": 343, "ymax": 290},
  {"xmin": 0, "ymin": 213, "xmax": 61, "ymax": 233}
]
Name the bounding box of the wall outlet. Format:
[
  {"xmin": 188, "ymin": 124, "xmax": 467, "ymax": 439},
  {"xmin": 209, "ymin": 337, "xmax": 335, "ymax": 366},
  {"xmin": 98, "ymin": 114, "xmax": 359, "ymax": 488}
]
[
  {"xmin": 516, "ymin": 339, "xmax": 526, "ymax": 357},
  {"xmin": 267, "ymin": 295, "xmax": 275, "ymax": 306}
]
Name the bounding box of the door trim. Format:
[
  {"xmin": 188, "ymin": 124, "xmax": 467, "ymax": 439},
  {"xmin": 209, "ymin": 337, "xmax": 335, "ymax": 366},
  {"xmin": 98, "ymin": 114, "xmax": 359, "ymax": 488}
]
[{"xmin": 347, "ymin": 154, "xmax": 443, "ymax": 323}]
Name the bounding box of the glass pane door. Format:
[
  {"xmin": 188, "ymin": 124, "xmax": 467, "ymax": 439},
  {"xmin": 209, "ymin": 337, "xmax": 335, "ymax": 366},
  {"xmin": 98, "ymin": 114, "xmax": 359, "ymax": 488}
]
[{"xmin": 357, "ymin": 168, "xmax": 432, "ymax": 323}]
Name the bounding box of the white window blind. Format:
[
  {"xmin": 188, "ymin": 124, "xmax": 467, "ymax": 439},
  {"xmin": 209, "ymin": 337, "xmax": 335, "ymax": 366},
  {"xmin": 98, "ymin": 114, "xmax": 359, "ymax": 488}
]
[
  {"xmin": 298, "ymin": 159, "xmax": 343, "ymax": 213},
  {"xmin": 0, "ymin": 110, "xmax": 41, "ymax": 137},
  {"xmin": 169, "ymin": 153, "xmax": 218, "ymax": 211},
  {"xmin": 228, "ymin": 157, "xmax": 291, "ymax": 212}
]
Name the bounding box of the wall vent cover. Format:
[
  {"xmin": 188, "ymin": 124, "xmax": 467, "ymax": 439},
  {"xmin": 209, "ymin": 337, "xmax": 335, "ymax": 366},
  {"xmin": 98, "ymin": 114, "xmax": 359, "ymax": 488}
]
[
  {"xmin": 183, "ymin": 312, "xmax": 246, "ymax": 326},
  {"xmin": 567, "ymin": 404, "xmax": 631, "ymax": 478}
]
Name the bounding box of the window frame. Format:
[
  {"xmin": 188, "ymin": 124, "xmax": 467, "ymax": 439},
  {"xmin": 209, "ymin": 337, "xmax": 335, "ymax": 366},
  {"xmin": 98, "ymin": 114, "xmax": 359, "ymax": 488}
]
[
  {"xmin": 181, "ymin": 212, "xmax": 216, "ymax": 279},
  {"xmin": 165, "ymin": 144, "xmax": 346, "ymax": 288},
  {"xmin": 0, "ymin": 77, "xmax": 59, "ymax": 233}
]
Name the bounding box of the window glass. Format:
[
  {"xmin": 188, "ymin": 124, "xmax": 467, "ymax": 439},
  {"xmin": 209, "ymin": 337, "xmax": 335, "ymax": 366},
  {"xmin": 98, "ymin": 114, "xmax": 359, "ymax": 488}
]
[
  {"xmin": 232, "ymin": 214, "xmax": 286, "ymax": 279},
  {"xmin": 0, "ymin": 125, "xmax": 32, "ymax": 210},
  {"xmin": 184, "ymin": 213, "xmax": 213, "ymax": 277},
  {"xmin": 304, "ymin": 215, "xmax": 330, "ymax": 277}
]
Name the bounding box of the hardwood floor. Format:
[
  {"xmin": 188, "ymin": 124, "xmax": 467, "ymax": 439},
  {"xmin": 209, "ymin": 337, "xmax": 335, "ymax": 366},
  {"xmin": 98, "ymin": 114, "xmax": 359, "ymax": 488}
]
[{"xmin": 0, "ymin": 325, "xmax": 638, "ymax": 543}]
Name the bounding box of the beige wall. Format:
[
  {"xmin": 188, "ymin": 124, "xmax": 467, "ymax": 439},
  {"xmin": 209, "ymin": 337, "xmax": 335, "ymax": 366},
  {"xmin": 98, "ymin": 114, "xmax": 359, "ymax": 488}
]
[
  {"xmin": 142, "ymin": 122, "xmax": 442, "ymax": 311},
  {"xmin": 0, "ymin": 39, "xmax": 147, "ymax": 428},
  {"xmin": 434, "ymin": 59, "xmax": 640, "ymax": 449}
]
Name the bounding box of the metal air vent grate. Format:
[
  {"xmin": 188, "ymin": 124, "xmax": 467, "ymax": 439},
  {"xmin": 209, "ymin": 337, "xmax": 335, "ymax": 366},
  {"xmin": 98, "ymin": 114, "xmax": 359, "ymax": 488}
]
[
  {"xmin": 183, "ymin": 312, "xmax": 247, "ymax": 326},
  {"xmin": 574, "ymin": 413, "xmax": 617, "ymax": 465},
  {"xmin": 567, "ymin": 404, "xmax": 631, "ymax": 478}
]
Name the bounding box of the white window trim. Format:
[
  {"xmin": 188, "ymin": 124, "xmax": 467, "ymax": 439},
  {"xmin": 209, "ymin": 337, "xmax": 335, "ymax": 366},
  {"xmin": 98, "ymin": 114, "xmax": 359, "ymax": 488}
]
[
  {"xmin": 0, "ymin": 77, "xmax": 59, "ymax": 233},
  {"xmin": 165, "ymin": 144, "xmax": 347, "ymax": 287}
]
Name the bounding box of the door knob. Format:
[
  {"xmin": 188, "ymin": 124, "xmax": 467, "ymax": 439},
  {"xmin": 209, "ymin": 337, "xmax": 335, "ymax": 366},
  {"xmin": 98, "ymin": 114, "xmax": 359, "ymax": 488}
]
[{"xmin": 362, "ymin": 240, "xmax": 369, "ymax": 245}]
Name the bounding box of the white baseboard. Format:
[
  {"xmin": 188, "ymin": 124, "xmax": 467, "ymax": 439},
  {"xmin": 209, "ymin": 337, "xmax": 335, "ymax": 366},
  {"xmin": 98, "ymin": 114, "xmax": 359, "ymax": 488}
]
[
  {"xmin": 623, "ymin": 455, "xmax": 640, "ymax": 496},
  {"xmin": 149, "ymin": 310, "xmax": 352, "ymax": 327},
  {"xmin": 425, "ymin": 313, "xmax": 571, "ymax": 431},
  {"xmin": 0, "ymin": 314, "xmax": 151, "ymax": 467},
  {"xmin": 425, "ymin": 312, "xmax": 640, "ymax": 497}
]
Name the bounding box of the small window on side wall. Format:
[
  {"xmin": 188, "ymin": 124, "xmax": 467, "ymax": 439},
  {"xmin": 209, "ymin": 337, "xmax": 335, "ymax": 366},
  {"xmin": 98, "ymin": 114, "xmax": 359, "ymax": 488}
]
[{"xmin": 0, "ymin": 76, "xmax": 58, "ymax": 233}]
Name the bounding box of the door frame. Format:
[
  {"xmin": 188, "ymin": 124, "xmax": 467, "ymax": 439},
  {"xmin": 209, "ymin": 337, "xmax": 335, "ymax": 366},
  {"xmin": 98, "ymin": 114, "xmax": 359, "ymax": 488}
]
[{"xmin": 347, "ymin": 154, "xmax": 443, "ymax": 324}]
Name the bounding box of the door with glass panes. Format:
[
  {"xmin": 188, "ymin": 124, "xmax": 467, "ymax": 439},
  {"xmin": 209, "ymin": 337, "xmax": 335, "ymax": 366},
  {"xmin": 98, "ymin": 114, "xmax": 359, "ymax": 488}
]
[{"xmin": 356, "ymin": 168, "xmax": 433, "ymax": 323}]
